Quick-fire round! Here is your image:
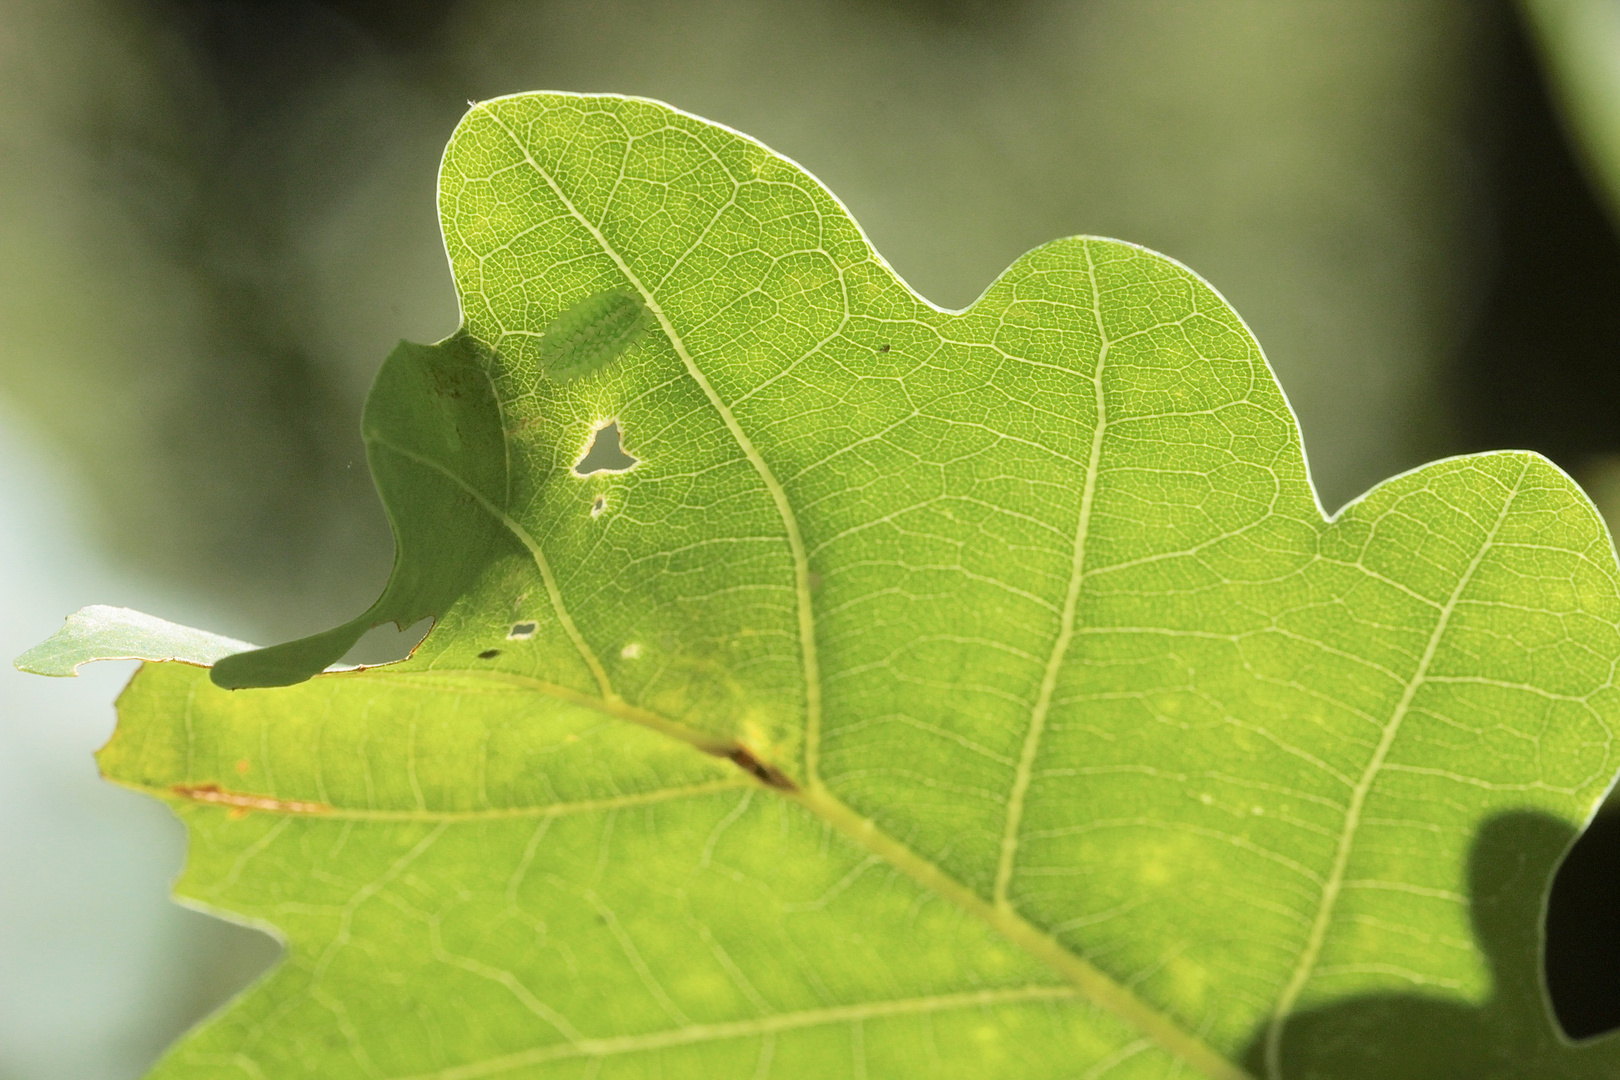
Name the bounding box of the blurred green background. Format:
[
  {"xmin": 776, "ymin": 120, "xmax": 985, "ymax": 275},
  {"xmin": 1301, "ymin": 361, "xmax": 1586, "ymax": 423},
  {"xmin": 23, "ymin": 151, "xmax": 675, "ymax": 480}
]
[{"xmin": 6, "ymin": 0, "xmax": 1620, "ymax": 1075}]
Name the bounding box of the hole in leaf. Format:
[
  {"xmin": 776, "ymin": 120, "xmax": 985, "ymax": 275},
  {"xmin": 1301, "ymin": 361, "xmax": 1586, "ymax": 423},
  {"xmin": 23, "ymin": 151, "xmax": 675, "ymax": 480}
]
[
  {"xmin": 507, "ymin": 622, "xmax": 537, "ymax": 640},
  {"xmin": 591, "ymin": 494, "xmax": 607, "ymax": 516},
  {"xmin": 1545, "ymin": 805, "xmax": 1620, "ymax": 1038},
  {"xmin": 573, "ymin": 420, "xmax": 638, "ymax": 475},
  {"xmin": 340, "ymin": 617, "xmax": 431, "ymax": 666}
]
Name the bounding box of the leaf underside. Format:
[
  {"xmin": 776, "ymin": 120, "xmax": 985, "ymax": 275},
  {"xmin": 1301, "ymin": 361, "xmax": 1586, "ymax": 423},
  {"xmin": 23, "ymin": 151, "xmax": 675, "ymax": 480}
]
[{"xmin": 26, "ymin": 93, "xmax": 1620, "ymax": 1079}]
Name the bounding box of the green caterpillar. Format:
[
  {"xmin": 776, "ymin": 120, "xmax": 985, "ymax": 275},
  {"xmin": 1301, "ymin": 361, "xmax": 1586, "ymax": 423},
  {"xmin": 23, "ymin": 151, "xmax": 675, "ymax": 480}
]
[{"xmin": 537, "ymin": 287, "xmax": 652, "ymax": 382}]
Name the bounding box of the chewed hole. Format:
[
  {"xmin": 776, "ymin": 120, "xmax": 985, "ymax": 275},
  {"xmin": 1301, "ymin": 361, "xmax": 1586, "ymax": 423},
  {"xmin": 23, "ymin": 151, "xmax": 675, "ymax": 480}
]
[
  {"xmin": 573, "ymin": 420, "xmax": 638, "ymax": 475},
  {"xmin": 591, "ymin": 494, "xmax": 607, "ymax": 517},
  {"xmin": 340, "ymin": 617, "xmax": 432, "ymax": 666},
  {"xmin": 507, "ymin": 621, "xmax": 538, "ymax": 640}
]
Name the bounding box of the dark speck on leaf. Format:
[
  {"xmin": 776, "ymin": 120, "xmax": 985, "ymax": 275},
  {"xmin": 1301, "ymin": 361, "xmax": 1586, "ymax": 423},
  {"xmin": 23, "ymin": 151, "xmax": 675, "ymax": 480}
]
[
  {"xmin": 720, "ymin": 745, "xmax": 797, "ymax": 790},
  {"xmin": 477, "ymin": 649, "xmax": 501, "ymax": 659},
  {"xmin": 877, "ymin": 343, "xmax": 890, "ymax": 353}
]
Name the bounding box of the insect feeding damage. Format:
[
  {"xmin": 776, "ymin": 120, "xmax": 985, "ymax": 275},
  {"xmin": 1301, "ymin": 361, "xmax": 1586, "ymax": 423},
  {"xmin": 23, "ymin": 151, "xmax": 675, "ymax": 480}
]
[
  {"xmin": 538, "ymin": 287, "xmax": 651, "ymax": 382},
  {"xmin": 573, "ymin": 419, "xmax": 638, "ymax": 476}
]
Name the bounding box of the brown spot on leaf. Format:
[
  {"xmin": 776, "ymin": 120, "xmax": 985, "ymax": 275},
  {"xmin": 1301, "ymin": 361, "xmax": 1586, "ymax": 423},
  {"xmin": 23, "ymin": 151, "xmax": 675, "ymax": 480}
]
[
  {"xmin": 478, "ymin": 648, "xmax": 501, "ymax": 659},
  {"xmin": 172, "ymin": 783, "xmax": 328, "ymax": 815},
  {"xmin": 720, "ymin": 745, "xmax": 797, "ymax": 791}
]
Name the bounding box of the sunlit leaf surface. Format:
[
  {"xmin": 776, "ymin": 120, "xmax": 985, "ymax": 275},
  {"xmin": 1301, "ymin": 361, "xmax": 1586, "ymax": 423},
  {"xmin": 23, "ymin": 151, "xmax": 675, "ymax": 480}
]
[{"xmin": 25, "ymin": 92, "xmax": 1620, "ymax": 1079}]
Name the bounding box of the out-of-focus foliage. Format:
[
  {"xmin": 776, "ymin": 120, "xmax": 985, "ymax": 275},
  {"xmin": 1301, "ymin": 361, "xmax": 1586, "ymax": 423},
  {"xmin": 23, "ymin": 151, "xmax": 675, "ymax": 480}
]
[
  {"xmin": 1520, "ymin": 0, "xmax": 1620, "ymax": 539},
  {"xmin": 1522, "ymin": 0, "xmax": 1620, "ymax": 224},
  {"xmin": 0, "ymin": 412, "xmax": 280, "ymax": 1080},
  {"xmin": 0, "ymin": 0, "xmax": 460, "ymax": 640}
]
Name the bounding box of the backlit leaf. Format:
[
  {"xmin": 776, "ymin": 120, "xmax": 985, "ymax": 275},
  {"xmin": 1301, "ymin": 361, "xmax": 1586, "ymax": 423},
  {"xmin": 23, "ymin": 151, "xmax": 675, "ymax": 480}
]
[{"xmin": 22, "ymin": 92, "xmax": 1620, "ymax": 1079}]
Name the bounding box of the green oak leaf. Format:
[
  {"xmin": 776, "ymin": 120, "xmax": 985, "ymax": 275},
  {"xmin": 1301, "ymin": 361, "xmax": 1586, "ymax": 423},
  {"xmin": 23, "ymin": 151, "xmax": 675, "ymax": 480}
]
[{"xmin": 20, "ymin": 92, "xmax": 1620, "ymax": 1079}]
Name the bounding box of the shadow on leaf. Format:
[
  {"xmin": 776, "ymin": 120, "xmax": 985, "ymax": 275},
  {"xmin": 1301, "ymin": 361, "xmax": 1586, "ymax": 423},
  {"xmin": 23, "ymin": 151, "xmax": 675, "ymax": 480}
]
[{"xmin": 1240, "ymin": 812, "xmax": 1620, "ymax": 1079}]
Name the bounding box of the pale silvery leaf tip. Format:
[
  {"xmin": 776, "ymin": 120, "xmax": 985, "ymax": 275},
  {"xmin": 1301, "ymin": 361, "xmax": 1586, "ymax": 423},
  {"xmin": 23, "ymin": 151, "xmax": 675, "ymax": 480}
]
[{"xmin": 14, "ymin": 604, "xmax": 260, "ymax": 676}]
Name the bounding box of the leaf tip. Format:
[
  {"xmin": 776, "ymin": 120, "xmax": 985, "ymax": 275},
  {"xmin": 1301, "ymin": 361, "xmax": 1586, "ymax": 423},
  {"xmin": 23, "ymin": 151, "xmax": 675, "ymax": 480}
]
[{"xmin": 16, "ymin": 605, "xmax": 259, "ymax": 677}]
